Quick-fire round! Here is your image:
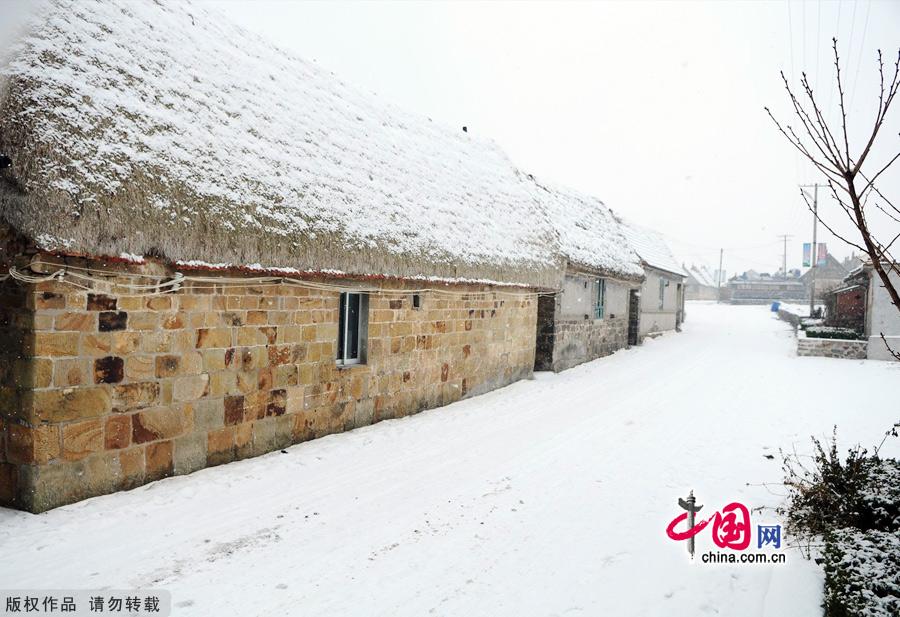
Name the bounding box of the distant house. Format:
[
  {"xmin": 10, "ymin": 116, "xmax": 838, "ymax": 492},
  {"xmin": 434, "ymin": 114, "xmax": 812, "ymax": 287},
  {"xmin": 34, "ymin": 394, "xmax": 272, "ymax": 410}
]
[
  {"xmin": 726, "ymin": 272, "xmax": 806, "ymax": 304},
  {"xmin": 684, "ymin": 263, "xmax": 720, "ymax": 301},
  {"xmin": 827, "ymin": 263, "xmax": 900, "ymax": 361},
  {"xmin": 842, "ymin": 254, "xmax": 864, "ymax": 271},
  {"xmin": 533, "ymin": 186, "xmax": 644, "ymax": 372},
  {"xmin": 621, "ymin": 224, "xmax": 688, "ymax": 336},
  {"xmin": 0, "ymin": 0, "xmax": 576, "ymax": 511},
  {"xmin": 800, "ymin": 254, "xmax": 848, "ymax": 301}
]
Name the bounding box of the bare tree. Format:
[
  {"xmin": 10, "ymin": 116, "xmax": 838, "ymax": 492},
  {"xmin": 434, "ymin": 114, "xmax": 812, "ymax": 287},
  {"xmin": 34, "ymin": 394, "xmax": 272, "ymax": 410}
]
[{"xmin": 766, "ymin": 39, "xmax": 900, "ymax": 360}]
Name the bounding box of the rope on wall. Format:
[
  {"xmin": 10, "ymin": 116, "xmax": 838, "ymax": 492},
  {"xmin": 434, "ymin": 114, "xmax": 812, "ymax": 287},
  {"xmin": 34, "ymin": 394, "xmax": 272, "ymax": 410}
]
[{"xmin": 6, "ymin": 263, "xmax": 556, "ymax": 299}]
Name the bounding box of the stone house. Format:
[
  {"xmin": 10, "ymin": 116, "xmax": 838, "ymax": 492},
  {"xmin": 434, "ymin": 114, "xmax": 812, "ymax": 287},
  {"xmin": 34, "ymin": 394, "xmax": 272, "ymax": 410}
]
[
  {"xmin": 0, "ymin": 0, "xmax": 573, "ymax": 511},
  {"xmin": 533, "ymin": 186, "xmax": 644, "ymax": 372},
  {"xmin": 621, "ymin": 224, "xmax": 687, "ymax": 336}
]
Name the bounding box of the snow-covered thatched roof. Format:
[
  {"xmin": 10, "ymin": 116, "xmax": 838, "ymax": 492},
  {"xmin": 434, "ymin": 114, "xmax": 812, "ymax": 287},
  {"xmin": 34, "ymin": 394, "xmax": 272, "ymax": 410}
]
[
  {"xmin": 0, "ymin": 0, "xmax": 567, "ymax": 288},
  {"xmin": 532, "ymin": 181, "xmax": 643, "ymax": 280},
  {"xmin": 621, "ymin": 223, "xmax": 687, "ymax": 278}
]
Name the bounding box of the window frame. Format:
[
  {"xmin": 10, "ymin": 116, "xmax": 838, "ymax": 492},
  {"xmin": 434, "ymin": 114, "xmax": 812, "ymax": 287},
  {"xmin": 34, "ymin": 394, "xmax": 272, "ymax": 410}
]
[
  {"xmin": 336, "ymin": 292, "xmax": 368, "ymax": 366},
  {"xmin": 594, "ymin": 278, "xmax": 606, "ymax": 319},
  {"xmin": 658, "ymin": 278, "xmax": 666, "ymax": 310}
]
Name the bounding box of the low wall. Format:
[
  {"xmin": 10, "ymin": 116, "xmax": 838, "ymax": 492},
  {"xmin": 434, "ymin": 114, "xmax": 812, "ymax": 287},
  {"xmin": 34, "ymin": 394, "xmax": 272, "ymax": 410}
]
[
  {"xmin": 797, "ymin": 332, "xmax": 868, "ymax": 360},
  {"xmin": 1, "ymin": 257, "xmax": 538, "ymax": 512},
  {"xmin": 550, "ymin": 316, "xmax": 628, "ymax": 372}
]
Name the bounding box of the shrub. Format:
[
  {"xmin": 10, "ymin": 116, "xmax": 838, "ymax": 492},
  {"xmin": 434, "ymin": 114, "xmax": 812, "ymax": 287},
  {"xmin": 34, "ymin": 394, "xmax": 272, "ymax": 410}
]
[
  {"xmin": 805, "ymin": 326, "xmax": 863, "ymax": 340},
  {"xmin": 823, "ymin": 528, "xmax": 900, "ymax": 617},
  {"xmin": 781, "ymin": 425, "xmax": 900, "ymax": 617},
  {"xmin": 780, "ymin": 432, "xmax": 889, "ymax": 542}
]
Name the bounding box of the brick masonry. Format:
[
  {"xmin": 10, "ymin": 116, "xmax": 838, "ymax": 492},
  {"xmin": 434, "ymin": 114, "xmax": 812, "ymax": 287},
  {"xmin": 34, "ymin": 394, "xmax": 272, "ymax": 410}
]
[{"xmin": 0, "ymin": 257, "xmax": 537, "ymax": 512}]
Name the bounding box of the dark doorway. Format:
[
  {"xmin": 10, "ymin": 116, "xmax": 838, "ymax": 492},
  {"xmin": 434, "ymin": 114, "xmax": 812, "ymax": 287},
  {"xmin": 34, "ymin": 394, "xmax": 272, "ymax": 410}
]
[
  {"xmin": 534, "ymin": 295, "xmax": 556, "ymax": 370},
  {"xmin": 627, "ymin": 289, "xmax": 640, "ymax": 346},
  {"xmin": 675, "ymin": 283, "xmax": 684, "ymax": 329}
]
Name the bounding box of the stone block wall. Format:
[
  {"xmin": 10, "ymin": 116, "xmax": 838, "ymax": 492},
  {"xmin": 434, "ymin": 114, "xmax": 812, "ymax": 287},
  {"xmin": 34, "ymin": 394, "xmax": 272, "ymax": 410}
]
[
  {"xmin": 0, "ymin": 257, "xmax": 537, "ymax": 512},
  {"xmin": 550, "ymin": 316, "xmax": 628, "ymax": 372},
  {"xmin": 797, "ymin": 333, "xmax": 868, "ymax": 360}
]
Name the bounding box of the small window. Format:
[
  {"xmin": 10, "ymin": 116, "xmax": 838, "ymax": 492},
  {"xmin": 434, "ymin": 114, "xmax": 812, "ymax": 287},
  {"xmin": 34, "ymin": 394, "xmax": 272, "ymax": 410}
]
[
  {"xmin": 337, "ymin": 292, "xmax": 367, "ymax": 365},
  {"xmin": 412, "ymin": 294, "xmax": 421, "ymax": 310},
  {"xmin": 595, "ymin": 278, "xmax": 606, "ymax": 319},
  {"xmin": 658, "ymin": 279, "xmax": 665, "ymax": 310}
]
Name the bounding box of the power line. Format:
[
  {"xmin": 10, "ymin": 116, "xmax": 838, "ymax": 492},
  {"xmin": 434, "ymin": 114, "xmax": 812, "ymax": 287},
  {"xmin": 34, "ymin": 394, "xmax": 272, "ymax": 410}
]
[
  {"xmin": 849, "ymin": 0, "xmax": 872, "ymax": 112},
  {"xmin": 845, "ymin": 0, "xmax": 859, "ymax": 80},
  {"xmin": 826, "ymin": 0, "xmax": 844, "ymax": 126},
  {"xmin": 815, "ymin": 1, "xmax": 822, "ymax": 89},
  {"xmin": 787, "ymin": 0, "xmax": 796, "ymax": 84}
]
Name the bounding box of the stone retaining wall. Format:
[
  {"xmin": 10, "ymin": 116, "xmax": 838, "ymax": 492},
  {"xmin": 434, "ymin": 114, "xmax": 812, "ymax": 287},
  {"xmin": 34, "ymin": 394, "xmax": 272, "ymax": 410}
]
[
  {"xmin": 797, "ymin": 333, "xmax": 868, "ymax": 360},
  {"xmin": 0, "ymin": 257, "xmax": 538, "ymax": 512}
]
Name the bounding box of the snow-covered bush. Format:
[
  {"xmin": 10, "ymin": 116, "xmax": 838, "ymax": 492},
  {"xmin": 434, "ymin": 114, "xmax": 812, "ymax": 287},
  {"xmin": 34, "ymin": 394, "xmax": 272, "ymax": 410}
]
[
  {"xmin": 823, "ymin": 528, "xmax": 900, "ymax": 617},
  {"xmin": 804, "ymin": 326, "xmax": 863, "ymax": 340},
  {"xmin": 781, "ymin": 433, "xmax": 883, "ymax": 542},
  {"xmin": 781, "ymin": 425, "xmax": 900, "ymax": 617}
]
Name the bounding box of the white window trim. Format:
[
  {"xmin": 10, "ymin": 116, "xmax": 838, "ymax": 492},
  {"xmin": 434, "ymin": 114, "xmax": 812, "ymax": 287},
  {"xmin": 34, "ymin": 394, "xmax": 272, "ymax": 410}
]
[
  {"xmin": 595, "ymin": 278, "xmax": 606, "ymax": 320},
  {"xmin": 337, "ymin": 292, "xmax": 365, "ymax": 366}
]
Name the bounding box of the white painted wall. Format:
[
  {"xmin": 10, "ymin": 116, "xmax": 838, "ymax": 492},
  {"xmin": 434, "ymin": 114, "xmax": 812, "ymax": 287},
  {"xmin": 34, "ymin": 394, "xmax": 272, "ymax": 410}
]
[
  {"xmin": 639, "ymin": 268, "xmax": 683, "ymax": 336},
  {"xmin": 560, "ymin": 273, "xmax": 629, "ymax": 320},
  {"xmin": 866, "ymin": 269, "xmax": 900, "ymax": 361}
]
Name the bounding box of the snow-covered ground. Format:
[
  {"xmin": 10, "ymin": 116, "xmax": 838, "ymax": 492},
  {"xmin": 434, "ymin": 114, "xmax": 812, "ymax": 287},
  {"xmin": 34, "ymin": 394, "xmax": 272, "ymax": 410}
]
[{"xmin": 2, "ymin": 303, "xmax": 897, "ymax": 616}]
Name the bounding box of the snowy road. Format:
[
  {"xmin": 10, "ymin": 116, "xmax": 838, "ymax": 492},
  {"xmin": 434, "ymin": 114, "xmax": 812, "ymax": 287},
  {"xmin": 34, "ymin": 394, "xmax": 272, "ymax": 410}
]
[{"xmin": 2, "ymin": 303, "xmax": 898, "ymax": 616}]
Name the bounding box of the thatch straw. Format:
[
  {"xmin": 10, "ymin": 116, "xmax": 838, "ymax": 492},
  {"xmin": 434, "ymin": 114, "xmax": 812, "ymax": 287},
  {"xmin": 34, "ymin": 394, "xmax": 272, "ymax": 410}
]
[{"xmin": 0, "ymin": 1, "xmax": 567, "ymax": 290}]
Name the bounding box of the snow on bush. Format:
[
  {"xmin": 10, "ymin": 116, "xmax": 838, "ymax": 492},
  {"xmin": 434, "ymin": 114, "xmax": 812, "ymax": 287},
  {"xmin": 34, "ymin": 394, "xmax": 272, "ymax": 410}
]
[
  {"xmin": 805, "ymin": 326, "xmax": 864, "ymax": 341},
  {"xmin": 782, "ymin": 427, "xmax": 900, "ymax": 617},
  {"xmin": 823, "ymin": 528, "xmax": 900, "ymax": 617}
]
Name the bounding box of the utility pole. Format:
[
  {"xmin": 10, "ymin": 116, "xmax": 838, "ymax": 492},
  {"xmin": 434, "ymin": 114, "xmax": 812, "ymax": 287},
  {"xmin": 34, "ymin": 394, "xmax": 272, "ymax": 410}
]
[
  {"xmin": 717, "ymin": 248, "xmax": 724, "ymax": 304},
  {"xmin": 800, "ymin": 184, "xmax": 825, "ymax": 315},
  {"xmin": 777, "ymin": 234, "xmax": 794, "ymax": 278}
]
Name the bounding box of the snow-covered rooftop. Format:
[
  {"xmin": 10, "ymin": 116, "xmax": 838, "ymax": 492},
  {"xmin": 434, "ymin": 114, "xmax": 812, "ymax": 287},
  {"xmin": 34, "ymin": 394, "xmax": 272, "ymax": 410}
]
[
  {"xmin": 0, "ymin": 0, "xmax": 569, "ymax": 287},
  {"xmin": 687, "ymin": 263, "xmax": 718, "ymax": 287},
  {"xmin": 531, "ymin": 181, "xmax": 643, "ymax": 280},
  {"xmin": 621, "ymin": 223, "xmax": 688, "ymax": 278}
]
